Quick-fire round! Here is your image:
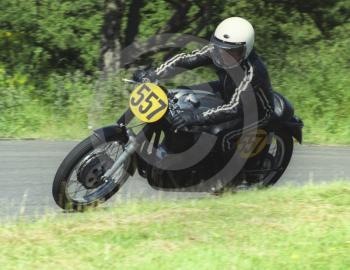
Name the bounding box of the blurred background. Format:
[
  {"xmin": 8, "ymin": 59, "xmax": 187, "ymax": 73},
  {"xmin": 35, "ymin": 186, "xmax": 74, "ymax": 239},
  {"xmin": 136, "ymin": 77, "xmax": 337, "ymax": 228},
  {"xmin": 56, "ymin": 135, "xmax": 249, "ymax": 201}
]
[{"xmin": 0, "ymin": 0, "xmax": 349, "ymax": 143}]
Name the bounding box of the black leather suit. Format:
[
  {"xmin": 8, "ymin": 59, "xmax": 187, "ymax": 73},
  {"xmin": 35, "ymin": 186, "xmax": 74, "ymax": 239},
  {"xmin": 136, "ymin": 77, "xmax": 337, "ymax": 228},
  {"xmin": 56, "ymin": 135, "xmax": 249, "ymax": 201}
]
[{"xmin": 154, "ymin": 45, "xmax": 275, "ymax": 127}]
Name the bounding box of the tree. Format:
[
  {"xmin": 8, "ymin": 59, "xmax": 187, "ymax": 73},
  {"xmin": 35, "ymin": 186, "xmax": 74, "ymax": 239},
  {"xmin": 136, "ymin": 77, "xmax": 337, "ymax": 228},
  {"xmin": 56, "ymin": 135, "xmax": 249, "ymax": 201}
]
[
  {"xmin": 265, "ymin": 0, "xmax": 350, "ymax": 35},
  {"xmin": 100, "ymin": 0, "xmax": 125, "ymax": 74},
  {"xmin": 123, "ymin": 0, "xmax": 145, "ymax": 47}
]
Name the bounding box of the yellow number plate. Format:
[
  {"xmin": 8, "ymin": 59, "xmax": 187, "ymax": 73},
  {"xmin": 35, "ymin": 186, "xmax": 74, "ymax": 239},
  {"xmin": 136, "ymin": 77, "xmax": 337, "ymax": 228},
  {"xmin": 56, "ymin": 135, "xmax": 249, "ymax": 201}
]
[
  {"xmin": 237, "ymin": 129, "xmax": 268, "ymax": 158},
  {"xmin": 129, "ymin": 83, "xmax": 169, "ymax": 123}
]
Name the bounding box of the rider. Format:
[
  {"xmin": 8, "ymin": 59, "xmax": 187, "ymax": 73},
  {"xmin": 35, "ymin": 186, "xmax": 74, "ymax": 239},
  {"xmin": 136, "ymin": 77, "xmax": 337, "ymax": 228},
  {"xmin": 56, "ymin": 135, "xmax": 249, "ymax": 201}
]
[{"xmin": 133, "ymin": 17, "xmax": 274, "ymax": 131}]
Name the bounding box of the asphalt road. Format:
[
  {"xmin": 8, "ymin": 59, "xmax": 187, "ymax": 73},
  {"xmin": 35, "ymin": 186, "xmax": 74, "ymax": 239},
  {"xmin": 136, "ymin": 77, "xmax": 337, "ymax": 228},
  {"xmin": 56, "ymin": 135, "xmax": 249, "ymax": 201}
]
[{"xmin": 0, "ymin": 140, "xmax": 349, "ymax": 220}]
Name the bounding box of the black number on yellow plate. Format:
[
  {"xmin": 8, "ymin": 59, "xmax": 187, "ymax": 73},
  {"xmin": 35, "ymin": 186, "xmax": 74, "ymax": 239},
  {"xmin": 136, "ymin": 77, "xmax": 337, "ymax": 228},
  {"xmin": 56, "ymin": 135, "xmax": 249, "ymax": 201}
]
[
  {"xmin": 237, "ymin": 129, "xmax": 268, "ymax": 158},
  {"xmin": 129, "ymin": 83, "xmax": 169, "ymax": 123}
]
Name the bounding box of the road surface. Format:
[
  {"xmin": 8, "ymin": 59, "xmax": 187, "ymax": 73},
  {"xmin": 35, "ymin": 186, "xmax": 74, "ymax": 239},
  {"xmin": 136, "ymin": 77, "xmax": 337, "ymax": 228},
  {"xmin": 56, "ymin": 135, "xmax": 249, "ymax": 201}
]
[{"xmin": 0, "ymin": 140, "xmax": 349, "ymax": 220}]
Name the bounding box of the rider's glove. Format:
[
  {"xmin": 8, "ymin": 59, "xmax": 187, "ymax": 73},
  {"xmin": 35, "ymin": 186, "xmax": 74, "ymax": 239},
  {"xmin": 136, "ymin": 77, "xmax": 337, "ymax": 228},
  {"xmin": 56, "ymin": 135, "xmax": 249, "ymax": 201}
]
[
  {"xmin": 132, "ymin": 69, "xmax": 157, "ymax": 83},
  {"xmin": 172, "ymin": 111, "xmax": 206, "ymax": 130}
]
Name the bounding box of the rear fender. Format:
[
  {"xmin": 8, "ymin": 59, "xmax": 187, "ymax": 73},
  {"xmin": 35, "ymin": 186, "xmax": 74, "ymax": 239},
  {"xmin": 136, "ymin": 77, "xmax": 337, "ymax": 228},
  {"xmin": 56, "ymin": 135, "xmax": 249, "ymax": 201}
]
[{"xmin": 279, "ymin": 116, "xmax": 304, "ymax": 144}]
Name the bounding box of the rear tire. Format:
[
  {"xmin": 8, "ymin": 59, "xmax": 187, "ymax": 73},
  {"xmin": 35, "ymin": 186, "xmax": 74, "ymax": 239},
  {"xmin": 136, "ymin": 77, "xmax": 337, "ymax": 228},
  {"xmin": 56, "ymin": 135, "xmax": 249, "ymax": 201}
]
[
  {"xmin": 52, "ymin": 134, "xmax": 130, "ymax": 210},
  {"xmin": 221, "ymin": 129, "xmax": 294, "ymax": 193},
  {"xmin": 261, "ymin": 129, "xmax": 294, "ymax": 187}
]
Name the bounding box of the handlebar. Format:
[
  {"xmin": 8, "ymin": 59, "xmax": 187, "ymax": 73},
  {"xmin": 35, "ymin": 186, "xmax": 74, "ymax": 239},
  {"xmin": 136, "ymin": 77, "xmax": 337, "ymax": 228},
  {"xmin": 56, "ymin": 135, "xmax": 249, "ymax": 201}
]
[
  {"xmin": 122, "ymin": 78, "xmax": 159, "ymax": 85},
  {"xmin": 122, "ymin": 78, "xmax": 138, "ymax": 84}
]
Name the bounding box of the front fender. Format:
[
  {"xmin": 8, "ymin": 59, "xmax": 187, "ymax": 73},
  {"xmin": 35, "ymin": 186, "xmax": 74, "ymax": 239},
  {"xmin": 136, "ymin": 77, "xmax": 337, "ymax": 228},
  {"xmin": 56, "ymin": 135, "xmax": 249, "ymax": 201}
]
[{"xmin": 93, "ymin": 124, "xmax": 129, "ymax": 144}]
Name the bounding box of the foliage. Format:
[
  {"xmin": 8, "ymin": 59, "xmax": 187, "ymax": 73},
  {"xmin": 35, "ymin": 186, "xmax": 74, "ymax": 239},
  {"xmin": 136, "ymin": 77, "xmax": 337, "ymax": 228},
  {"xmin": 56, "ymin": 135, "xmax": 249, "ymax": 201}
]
[
  {"xmin": 0, "ymin": 0, "xmax": 103, "ymax": 75},
  {"xmin": 0, "ymin": 0, "xmax": 349, "ymax": 143},
  {"xmin": 0, "ymin": 70, "xmax": 130, "ymax": 139},
  {"xmin": 271, "ymin": 22, "xmax": 350, "ymax": 143}
]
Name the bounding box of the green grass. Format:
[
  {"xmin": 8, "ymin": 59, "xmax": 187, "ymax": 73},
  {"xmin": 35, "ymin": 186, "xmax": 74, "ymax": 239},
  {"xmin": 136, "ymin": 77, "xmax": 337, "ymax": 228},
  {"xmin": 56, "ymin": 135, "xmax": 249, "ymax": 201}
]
[{"xmin": 1, "ymin": 182, "xmax": 349, "ymax": 269}]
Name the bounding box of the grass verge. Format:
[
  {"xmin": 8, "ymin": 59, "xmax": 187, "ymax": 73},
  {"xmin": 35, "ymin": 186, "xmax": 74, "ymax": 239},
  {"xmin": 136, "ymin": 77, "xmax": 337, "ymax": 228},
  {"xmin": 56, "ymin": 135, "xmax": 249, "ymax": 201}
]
[{"xmin": 0, "ymin": 182, "xmax": 350, "ymax": 270}]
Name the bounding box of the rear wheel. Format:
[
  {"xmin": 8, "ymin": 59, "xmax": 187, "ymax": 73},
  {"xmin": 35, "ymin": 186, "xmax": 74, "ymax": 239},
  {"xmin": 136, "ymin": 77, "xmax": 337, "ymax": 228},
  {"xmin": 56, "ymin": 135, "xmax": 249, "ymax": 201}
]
[
  {"xmin": 219, "ymin": 130, "xmax": 293, "ymax": 193},
  {"xmin": 248, "ymin": 130, "xmax": 293, "ymax": 187},
  {"xmin": 52, "ymin": 134, "xmax": 131, "ymax": 210}
]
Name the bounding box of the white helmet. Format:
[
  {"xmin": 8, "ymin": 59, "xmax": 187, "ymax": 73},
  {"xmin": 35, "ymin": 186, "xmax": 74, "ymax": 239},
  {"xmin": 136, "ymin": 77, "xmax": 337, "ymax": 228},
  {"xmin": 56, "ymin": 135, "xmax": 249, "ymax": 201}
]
[{"xmin": 211, "ymin": 17, "xmax": 255, "ymax": 69}]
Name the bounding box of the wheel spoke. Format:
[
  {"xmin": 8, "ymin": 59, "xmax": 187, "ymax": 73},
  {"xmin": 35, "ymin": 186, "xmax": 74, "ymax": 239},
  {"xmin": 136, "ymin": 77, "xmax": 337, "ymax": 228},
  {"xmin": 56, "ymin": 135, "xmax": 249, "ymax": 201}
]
[
  {"xmin": 72, "ymin": 184, "xmax": 85, "ymax": 197},
  {"xmin": 64, "ymin": 140, "xmax": 130, "ymax": 204}
]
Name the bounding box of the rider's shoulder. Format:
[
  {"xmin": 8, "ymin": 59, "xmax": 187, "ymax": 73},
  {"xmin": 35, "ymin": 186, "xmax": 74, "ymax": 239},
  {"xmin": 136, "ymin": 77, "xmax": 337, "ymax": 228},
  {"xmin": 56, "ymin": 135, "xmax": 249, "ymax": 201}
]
[{"xmin": 248, "ymin": 49, "xmax": 268, "ymax": 74}]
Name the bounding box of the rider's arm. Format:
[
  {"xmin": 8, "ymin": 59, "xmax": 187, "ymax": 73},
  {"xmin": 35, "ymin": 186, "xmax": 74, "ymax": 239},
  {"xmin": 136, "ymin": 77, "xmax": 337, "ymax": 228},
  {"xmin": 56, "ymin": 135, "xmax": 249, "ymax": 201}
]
[
  {"xmin": 201, "ymin": 62, "xmax": 254, "ymax": 124},
  {"xmin": 201, "ymin": 58, "xmax": 274, "ymax": 125},
  {"xmin": 155, "ymin": 45, "xmax": 212, "ymax": 79}
]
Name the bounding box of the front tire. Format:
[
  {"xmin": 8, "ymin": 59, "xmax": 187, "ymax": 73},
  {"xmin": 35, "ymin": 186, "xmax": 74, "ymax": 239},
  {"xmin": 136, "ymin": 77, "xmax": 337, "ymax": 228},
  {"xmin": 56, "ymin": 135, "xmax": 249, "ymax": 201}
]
[{"xmin": 52, "ymin": 134, "xmax": 131, "ymax": 210}]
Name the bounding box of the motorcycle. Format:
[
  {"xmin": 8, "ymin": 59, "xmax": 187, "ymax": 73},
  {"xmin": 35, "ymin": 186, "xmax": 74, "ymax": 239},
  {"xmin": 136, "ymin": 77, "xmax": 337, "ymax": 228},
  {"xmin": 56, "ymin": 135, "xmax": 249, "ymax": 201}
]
[{"xmin": 52, "ymin": 79, "xmax": 303, "ymax": 210}]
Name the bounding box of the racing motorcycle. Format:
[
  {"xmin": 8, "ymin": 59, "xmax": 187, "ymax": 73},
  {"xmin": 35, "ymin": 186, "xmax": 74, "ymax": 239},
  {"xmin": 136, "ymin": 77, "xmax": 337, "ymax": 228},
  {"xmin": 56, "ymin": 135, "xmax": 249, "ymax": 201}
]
[{"xmin": 52, "ymin": 79, "xmax": 303, "ymax": 210}]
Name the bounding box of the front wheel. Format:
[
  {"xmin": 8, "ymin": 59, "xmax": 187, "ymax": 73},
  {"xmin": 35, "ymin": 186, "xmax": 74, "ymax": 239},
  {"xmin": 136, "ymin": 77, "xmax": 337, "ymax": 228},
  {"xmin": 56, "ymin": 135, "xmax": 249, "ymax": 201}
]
[{"xmin": 52, "ymin": 134, "xmax": 131, "ymax": 210}]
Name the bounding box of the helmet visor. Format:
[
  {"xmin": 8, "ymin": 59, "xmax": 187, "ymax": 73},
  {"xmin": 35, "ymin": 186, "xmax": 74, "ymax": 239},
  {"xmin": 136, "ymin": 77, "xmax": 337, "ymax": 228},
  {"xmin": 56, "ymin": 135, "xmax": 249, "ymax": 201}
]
[{"xmin": 210, "ymin": 36, "xmax": 246, "ymax": 69}]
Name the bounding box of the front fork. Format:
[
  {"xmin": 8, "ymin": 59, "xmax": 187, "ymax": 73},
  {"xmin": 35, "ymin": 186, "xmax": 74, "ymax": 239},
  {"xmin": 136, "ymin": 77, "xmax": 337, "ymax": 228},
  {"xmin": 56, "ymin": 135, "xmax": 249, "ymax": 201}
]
[
  {"xmin": 102, "ymin": 128, "xmax": 139, "ymax": 182},
  {"xmin": 102, "ymin": 108, "xmax": 138, "ymax": 182},
  {"xmin": 102, "ymin": 108, "xmax": 161, "ymax": 182},
  {"xmin": 102, "ymin": 122, "xmax": 156, "ymax": 182}
]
